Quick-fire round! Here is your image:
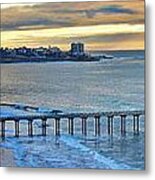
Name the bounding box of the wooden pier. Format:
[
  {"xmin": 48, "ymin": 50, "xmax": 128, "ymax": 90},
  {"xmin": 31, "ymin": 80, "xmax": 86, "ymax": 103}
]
[{"xmin": 0, "ymin": 110, "xmax": 145, "ymax": 138}]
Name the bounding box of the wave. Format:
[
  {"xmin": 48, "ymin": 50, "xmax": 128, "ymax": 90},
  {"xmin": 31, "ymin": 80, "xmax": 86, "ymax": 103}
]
[
  {"xmin": 0, "ymin": 134, "xmax": 142, "ymax": 169},
  {"xmin": 60, "ymin": 135, "xmax": 133, "ymax": 170}
]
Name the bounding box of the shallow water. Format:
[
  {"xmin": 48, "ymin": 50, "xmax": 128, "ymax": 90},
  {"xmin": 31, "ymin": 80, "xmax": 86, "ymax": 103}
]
[{"xmin": 0, "ymin": 50, "xmax": 145, "ymax": 169}]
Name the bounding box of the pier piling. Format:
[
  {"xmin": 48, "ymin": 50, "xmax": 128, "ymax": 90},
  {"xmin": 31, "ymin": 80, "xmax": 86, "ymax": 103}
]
[
  {"xmin": 110, "ymin": 116, "xmax": 114, "ymax": 135},
  {"xmin": 42, "ymin": 118, "xmax": 47, "ymax": 136},
  {"xmin": 28, "ymin": 119, "xmax": 33, "ymax": 136},
  {"xmin": 82, "ymin": 117, "xmax": 87, "ymax": 136},
  {"xmin": 55, "ymin": 118, "xmax": 60, "ymax": 136},
  {"xmin": 107, "ymin": 115, "xmax": 113, "ymax": 135},
  {"xmin": 108, "ymin": 116, "xmax": 111, "ymax": 135},
  {"xmin": 68, "ymin": 118, "xmax": 74, "ymax": 135},
  {"xmin": 15, "ymin": 120, "xmax": 20, "ymax": 137},
  {"xmin": 1, "ymin": 120, "xmax": 5, "ymax": 138},
  {"xmin": 136, "ymin": 115, "xmax": 140, "ymax": 134},
  {"xmin": 120, "ymin": 115, "xmax": 126, "ymax": 135},
  {"xmin": 94, "ymin": 115, "xmax": 100, "ymax": 136},
  {"xmin": 133, "ymin": 115, "xmax": 136, "ymax": 132},
  {"xmin": 133, "ymin": 115, "xmax": 140, "ymax": 134}
]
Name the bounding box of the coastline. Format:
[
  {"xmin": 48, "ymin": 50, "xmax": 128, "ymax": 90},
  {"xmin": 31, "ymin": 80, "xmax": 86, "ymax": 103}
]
[
  {"xmin": 0, "ymin": 147, "xmax": 16, "ymax": 167},
  {"xmin": 0, "ymin": 56, "xmax": 100, "ymax": 64}
]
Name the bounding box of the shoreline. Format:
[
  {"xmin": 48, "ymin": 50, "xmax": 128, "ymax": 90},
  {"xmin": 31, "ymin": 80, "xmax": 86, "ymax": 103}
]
[{"xmin": 0, "ymin": 56, "xmax": 100, "ymax": 64}]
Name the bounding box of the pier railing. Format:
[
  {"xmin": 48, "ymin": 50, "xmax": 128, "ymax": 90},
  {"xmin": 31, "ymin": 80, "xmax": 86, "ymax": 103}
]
[{"xmin": 0, "ymin": 110, "xmax": 145, "ymax": 138}]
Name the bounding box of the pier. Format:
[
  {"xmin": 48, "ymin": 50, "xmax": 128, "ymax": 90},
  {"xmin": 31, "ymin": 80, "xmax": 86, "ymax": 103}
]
[{"xmin": 0, "ymin": 105, "xmax": 144, "ymax": 138}]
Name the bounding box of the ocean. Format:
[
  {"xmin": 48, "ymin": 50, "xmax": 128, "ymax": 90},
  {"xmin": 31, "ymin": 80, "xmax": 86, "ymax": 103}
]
[{"xmin": 0, "ymin": 50, "xmax": 145, "ymax": 169}]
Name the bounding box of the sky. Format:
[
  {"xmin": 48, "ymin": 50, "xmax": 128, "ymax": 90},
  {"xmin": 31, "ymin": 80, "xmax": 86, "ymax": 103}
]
[{"xmin": 1, "ymin": 0, "xmax": 145, "ymax": 51}]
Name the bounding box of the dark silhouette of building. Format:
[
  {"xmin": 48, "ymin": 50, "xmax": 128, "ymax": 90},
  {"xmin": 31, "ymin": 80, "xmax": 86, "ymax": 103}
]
[{"xmin": 70, "ymin": 42, "xmax": 84, "ymax": 56}]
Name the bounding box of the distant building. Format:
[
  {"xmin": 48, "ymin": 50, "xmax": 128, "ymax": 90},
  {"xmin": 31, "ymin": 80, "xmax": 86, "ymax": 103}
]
[
  {"xmin": 49, "ymin": 46, "xmax": 61, "ymax": 53},
  {"xmin": 70, "ymin": 42, "xmax": 84, "ymax": 56}
]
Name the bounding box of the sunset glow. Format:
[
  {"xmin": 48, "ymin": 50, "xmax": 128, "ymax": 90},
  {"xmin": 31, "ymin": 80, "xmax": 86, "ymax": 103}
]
[{"xmin": 1, "ymin": 0, "xmax": 145, "ymax": 50}]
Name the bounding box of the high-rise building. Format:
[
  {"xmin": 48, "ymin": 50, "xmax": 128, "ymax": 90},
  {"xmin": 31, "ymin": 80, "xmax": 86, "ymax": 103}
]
[{"xmin": 70, "ymin": 42, "xmax": 84, "ymax": 56}]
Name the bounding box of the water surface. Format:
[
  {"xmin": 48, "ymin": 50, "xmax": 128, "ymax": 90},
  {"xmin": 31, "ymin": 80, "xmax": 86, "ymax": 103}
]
[{"xmin": 0, "ymin": 50, "xmax": 145, "ymax": 169}]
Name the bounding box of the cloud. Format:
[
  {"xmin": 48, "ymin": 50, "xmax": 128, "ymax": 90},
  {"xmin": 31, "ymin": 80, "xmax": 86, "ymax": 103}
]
[
  {"xmin": 97, "ymin": 5, "xmax": 135, "ymax": 14},
  {"xmin": 54, "ymin": 5, "xmax": 136, "ymax": 18},
  {"xmin": 1, "ymin": 1, "xmax": 144, "ymax": 31},
  {"xmin": 2, "ymin": 18, "xmax": 73, "ymax": 31},
  {"xmin": 1, "ymin": 3, "xmax": 74, "ymax": 31},
  {"xmin": 81, "ymin": 5, "xmax": 135, "ymax": 17},
  {"xmin": 85, "ymin": 5, "xmax": 136, "ymax": 18}
]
